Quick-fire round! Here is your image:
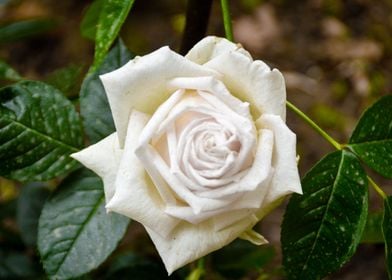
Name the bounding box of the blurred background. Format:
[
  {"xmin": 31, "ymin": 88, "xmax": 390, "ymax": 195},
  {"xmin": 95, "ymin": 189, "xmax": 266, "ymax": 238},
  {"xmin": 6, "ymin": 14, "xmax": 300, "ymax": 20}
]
[{"xmin": 0, "ymin": 0, "xmax": 391, "ymax": 279}]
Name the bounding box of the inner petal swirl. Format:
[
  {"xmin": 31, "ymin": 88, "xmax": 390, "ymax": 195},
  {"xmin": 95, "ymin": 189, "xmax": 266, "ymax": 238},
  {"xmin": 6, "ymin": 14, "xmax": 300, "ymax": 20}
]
[{"xmin": 135, "ymin": 83, "xmax": 266, "ymax": 222}]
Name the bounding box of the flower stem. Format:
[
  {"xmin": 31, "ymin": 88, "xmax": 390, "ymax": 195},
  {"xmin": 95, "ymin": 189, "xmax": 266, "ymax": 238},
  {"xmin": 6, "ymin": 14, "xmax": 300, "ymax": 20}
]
[
  {"xmin": 220, "ymin": 0, "xmax": 234, "ymax": 41},
  {"xmin": 286, "ymin": 101, "xmax": 342, "ymax": 150},
  {"xmin": 186, "ymin": 258, "xmax": 205, "ymax": 280},
  {"xmin": 180, "ymin": 0, "xmax": 213, "ymax": 55},
  {"xmin": 368, "ymin": 176, "xmax": 387, "ymax": 199},
  {"xmin": 287, "ymin": 100, "xmax": 388, "ymax": 200}
]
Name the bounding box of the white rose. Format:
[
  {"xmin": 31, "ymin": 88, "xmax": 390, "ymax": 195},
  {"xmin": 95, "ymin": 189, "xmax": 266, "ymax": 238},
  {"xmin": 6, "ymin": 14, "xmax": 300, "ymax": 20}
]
[{"xmin": 71, "ymin": 36, "xmax": 302, "ymax": 274}]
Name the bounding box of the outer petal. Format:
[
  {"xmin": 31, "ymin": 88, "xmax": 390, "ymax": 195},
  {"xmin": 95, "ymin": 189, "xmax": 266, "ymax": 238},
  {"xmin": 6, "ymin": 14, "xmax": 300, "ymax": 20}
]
[
  {"xmin": 146, "ymin": 215, "xmax": 258, "ymax": 274},
  {"xmin": 71, "ymin": 133, "xmax": 122, "ymax": 204},
  {"xmin": 255, "ymin": 114, "xmax": 302, "ymax": 219},
  {"xmin": 100, "ymin": 46, "xmax": 217, "ymax": 146},
  {"xmin": 185, "ymin": 36, "xmax": 252, "ymax": 64},
  {"xmin": 204, "ymin": 51, "xmax": 286, "ymax": 120},
  {"xmin": 106, "ymin": 110, "xmax": 180, "ymax": 238}
]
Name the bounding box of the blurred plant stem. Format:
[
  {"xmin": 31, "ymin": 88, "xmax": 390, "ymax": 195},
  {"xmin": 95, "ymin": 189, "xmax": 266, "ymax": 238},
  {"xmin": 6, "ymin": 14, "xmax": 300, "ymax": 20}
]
[
  {"xmin": 220, "ymin": 0, "xmax": 233, "ymax": 41},
  {"xmin": 186, "ymin": 258, "xmax": 205, "ymax": 280},
  {"xmin": 286, "ymin": 101, "xmax": 342, "ymax": 150},
  {"xmin": 180, "ymin": 0, "xmax": 213, "ymax": 55},
  {"xmin": 287, "ymin": 100, "xmax": 387, "ymax": 199},
  {"xmin": 368, "ymin": 176, "xmax": 387, "ymax": 199}
]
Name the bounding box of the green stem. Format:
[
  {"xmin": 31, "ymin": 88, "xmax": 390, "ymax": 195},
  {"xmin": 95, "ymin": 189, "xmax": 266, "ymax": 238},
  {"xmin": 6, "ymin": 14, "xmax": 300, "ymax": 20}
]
[
  {"xmin": 368, "ymin": 176, "xmax": 387, "ymax": 199},
  {"xmin": 180, "ymin": 0, "xmax": 213, "ymax": 55},
  {"xmin": 287, "ymin": 100, "xmax": 388, "ymax": 200},
  {"xmin": 186, "ymin": 258, "xmax": 205, "ymax": 280},
  {"xmin": 286, "ymin": 101, "xmax": 342, "ymax": 150},
  {"xmin": 220, "ymin": 0, "xmax": 234, "ymax": 41}
]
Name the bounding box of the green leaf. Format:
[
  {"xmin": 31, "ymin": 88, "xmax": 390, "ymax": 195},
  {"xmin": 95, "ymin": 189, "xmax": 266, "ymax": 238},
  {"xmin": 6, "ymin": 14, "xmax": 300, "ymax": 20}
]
[
  {"xmin": 361, "ymin": 212, "xmax": 383, "ymax": 243},
  {"xmin": 0, "ymin": 81, "xmax": 83, "ymax": 181},
  {"xmin": 0, "ymin": 251, "xmax": 37, "ymax": 279},
  {"xmin": 38, "ymin": 169, "xmax": 130, "ymax": 279},
  {"xmin": 16, "ymin": 183, "xmax": 49, "ymax": 246},
  {"xmin": 93, "ymin": 0, "xmax": 135, "ymax": 69},
  {"xmin": 80, "ymin": 0, "xmax": 104, "ymax": 41},
  {"xmin": 349, "ymin": 95, "xmax": 392, "ymax": 178},
  {"xmin": 80, "ymin": 39, "xmax": 132, "ymax": 143},
  {"xmin": 45, "ymin": 64, "xmax": 84, "ymax": 98},
  {"xmin": 281, "ymin": 150, "xmax": 368, "ymax": 280},
  {"xmin": 0, "ymin": 19, "xmax": 56, "ymax": 44},
  {"xmin": 0, "ymin": 60, "xmax": 22, "ymax": 82},
  {"xmin": 383, "ymin": 196, "xmax": 392, "ymax": 279}
]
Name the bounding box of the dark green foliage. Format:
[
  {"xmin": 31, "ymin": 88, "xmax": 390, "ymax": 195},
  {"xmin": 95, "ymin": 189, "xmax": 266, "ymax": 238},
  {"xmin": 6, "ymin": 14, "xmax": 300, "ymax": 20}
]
[
  {"xmin": 38, "ymin": 169, "xmax": 129, "ymax": 280},
  {"xmin": 0, "ymin": 60, "xmax": 22, "ymax": 82},
  {"xmin": 93, "ymin": 0, "xmax": 136, "ymax": 69},
  {"xmin": 349, "ymin": 95, "xmax": 392, "ymax": 178},
  {"xmin": 0, "ymin": 251, "xmax": 37, "ymax": 279},
  {"xmin": 80, "ymin": 39, "xmax": 132, "ymax": 143},
  {"xmin": 0, "ymin": 81, "xmax": 83, "ymax": 181},
  {"xmin": 45, "ymin": 64, "xmax": 84, "ymax": 98},
  {"xmin": 212, "ymin": 239, "xmax": 275, "ymax": 279},
  {"xmin": 281, "ymin": 150, "xmax": 368, "ymax": 280},
  {"xmin": 361, "ymin": 212, "xmax": 384, "ymax": 243},
  {"xmin": 17, "ymin": 183, "xmax": 49, "ymax": 247},
  {"xmin": 0, "ymin": 19, "xmax": 56, "ymax": 44},
  {"xmin": 105, "ymin": 252, "xmax": 168, "ymax": 280},
  {"xmin": 80, "ymin": 0, "xmax": 104, "ymax": 41}
]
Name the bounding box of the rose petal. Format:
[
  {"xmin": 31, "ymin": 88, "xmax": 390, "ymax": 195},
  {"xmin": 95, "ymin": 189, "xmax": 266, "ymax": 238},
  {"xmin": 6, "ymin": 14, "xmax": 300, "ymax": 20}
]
[
  {"xmin": 163, "ymin": 158, "xmax": 273, "ymax": 225},
  {"xmin": 145, "ymin": 215, "xmax": 258, "ymax": 274},
  {"xmin": 212, "ymin": 210, "xmax": 258, "ymax": 231},
  {"xmin": 164, "ymin": 169, "xmax": 271, "ymax": 225},
  {"xmin": 138, "ymin": 89, "xmax": 185, "ymax": 146},
  {"xmin": 168, "ymin": 76, "xmax": 251, "ymax": 118},
  {"xmin": 136, "ymin": 144, "xmax": 234, "ymax": 213},
  {"xmin": 71, "ymin": 133, "xmax": 122, "ymax": 204},
  {"xmin": 186, "ymin": 36, "xmax": 252, "ymax": 65},
  {"xmin": 100, "ymin": 46, "xmax": 217, "ymax": 147},
  {"xmin": 106, "ymin": 110, "xmax": 180, "ymax": 238},
  {"xmin": 196, "ymin": 129, "xmax": 273, "ymax": 198},
  {"xmin": 239, "ymin": 229, "xmax": 268, "ymax": 245},
  {"xmin": 204, "ymin": 51, "xmax": 286, "ymax": 120},
  {"xmin": 255, "ymin": 114, "xmax": 302, "ymax": 219}
]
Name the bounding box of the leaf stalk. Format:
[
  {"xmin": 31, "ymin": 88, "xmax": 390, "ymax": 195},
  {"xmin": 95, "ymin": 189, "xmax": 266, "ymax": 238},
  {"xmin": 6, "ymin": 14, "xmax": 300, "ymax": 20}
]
[
  {"xmin": 220, "ymin": 0, "xmax": 233, "ymax": 41},
  {"xmin": 286, "ymin": 101, "xmax": 342, "ymax": 150}
]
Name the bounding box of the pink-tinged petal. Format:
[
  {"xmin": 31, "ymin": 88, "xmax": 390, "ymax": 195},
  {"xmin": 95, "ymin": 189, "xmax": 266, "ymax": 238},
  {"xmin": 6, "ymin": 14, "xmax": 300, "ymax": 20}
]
[
  {"xmin": 167, "ymin": 76, "xmax": 251, "ymax": 118},
  {"xmin": 71, "ymin": 133, "xmax": 122, "ymax": 204},
  {"xmin": 100, "ymin": 46, "xmax": 217, "ymax": 147},
  {"xmin": 186, "ymin": 36, "xmax": 252, "ymax": 65},
  {"xmin": 136, "ymin": 144, "xmax": 234, "ymax": 213},
  {"xmin": 255, "ymin": 114, "xmax": 302, "ymax": 219},
  {"xmin": 106, "ymin": 110, "xmax": 180, "ymax": 238},
  {"xmin": 195, "ymin": 129, "xmax": 273, "ymax": 198},
  {"xmin": 162, "ymin": 128, "xmax": 275, "ymax": 224},
  {"xmin": 204, "ymin": 51, "xmax": 286, "ymax": 120}
]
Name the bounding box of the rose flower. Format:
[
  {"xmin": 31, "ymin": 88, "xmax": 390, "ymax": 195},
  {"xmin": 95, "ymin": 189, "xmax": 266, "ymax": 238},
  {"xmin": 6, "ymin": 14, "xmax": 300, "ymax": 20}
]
[{"xmin": 71, "ymin": 36, "xmax": 302, "ymax": 274}]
